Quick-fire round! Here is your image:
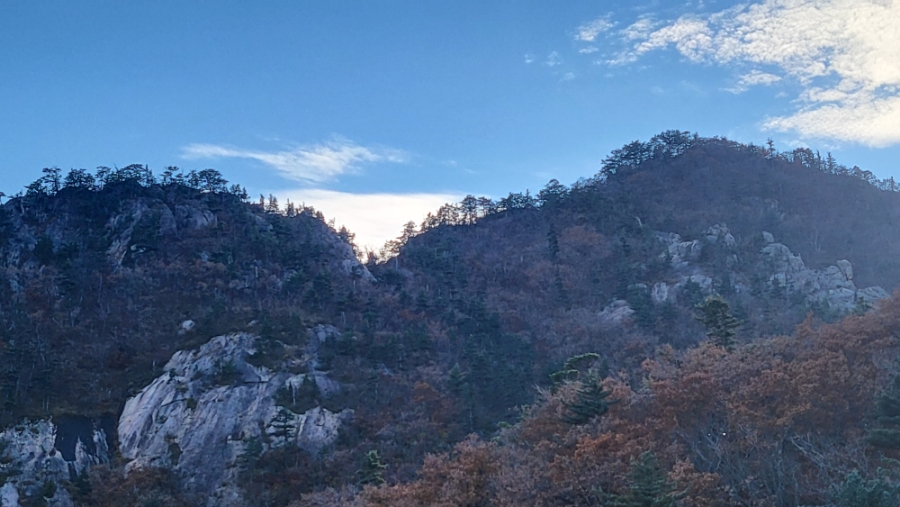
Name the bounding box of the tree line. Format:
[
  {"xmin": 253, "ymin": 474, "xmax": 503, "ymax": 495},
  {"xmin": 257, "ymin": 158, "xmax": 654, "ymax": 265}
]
[{"xmin": 19, "ymin": 165, "xmax": 248, "ymax": 199}]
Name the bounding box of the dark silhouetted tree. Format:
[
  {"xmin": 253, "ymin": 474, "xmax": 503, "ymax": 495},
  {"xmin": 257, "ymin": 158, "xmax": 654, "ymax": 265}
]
[
  {"xmin": 869, "ymin": 373, "xmax": 900, "ymax": 450},
  {"xmin": 696, "ymin": 295, "xmax": 739, "ymax": 350},
  {"xmin": 610, "ymin": 451, "xmax": 682, "ymax": 507},
  {"xmin": 359, "ymin": 450, "xmax": 387, "ymax": 486},
  {"xmin": 562, "ymin": 371, "xmax": 615, "ymax": 425}
]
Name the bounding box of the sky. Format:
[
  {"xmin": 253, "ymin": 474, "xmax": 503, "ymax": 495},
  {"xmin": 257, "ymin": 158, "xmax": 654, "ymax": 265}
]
[{"xmin": 2, "ymin": 0, "xmax": 899, "ymax": 251}]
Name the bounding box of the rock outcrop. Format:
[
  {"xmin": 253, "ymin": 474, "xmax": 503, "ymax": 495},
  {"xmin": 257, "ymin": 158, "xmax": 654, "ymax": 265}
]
[
  {"xmin": 117, "ymin": 331, "xmax": 351, "ymax": 506},
  {"xmin": 760, "ymin": 236, "xmax": 888, "ymax": 309},
  {"xmin": 652, "ymin": 225, "xmax": 887, "ymax": 312},
  {"xmin": 0, "ymin": 417, "xmax": 112, "ymax": 507}
]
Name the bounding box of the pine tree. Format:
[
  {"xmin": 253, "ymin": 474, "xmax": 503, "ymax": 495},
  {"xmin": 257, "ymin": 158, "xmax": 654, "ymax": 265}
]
[
  {"xmin": 562, "ymin": 371, "xmax": 615, "ymax": 425},
  {"xmin": 359, "ymin": 450, "xmax": 387, "ymax": 486},
  {"xmin": 612, "ymin": 451, "xmax": 682, "ymax": 507},
  {"xmin": 868, "ymin": 374, "xmax": 900, "ymax": 449},
  {"xmin": 695, "ymin": 295, "xmax": 739, "ymax": 351},
  {"xmin": 550, "ymin": 352, "xmax": 600, "ymax": 389},
  {"xmin": 270, "ymin": 408, "xmax": 296, "ymax": 446},
  {"xmin": 830, "ymin": 470, "xmax": 900, "ymax": 507},
  {"xmin": 547, "ymin": 224, "xmax": 560, "ymax": 261}
]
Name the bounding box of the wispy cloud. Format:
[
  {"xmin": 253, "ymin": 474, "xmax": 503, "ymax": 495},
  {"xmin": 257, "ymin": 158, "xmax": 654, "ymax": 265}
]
[
  {"xmin": 281, "ymin": 189, "xmax": 460, "ymax": 252},
  {"xmin": 182, "ymin": 138, "xmax": 409, "ymax": 183},
  {"xmin": 544, "ymin": 51, "xmax": 563, "ymax": 67},
  {"xmin": 576, "ymin": 16, "xmax": 614, "ymax": 42},
  {"xmin": 607, "ymin": 0, "xmax": 900, "ymax": 146}
]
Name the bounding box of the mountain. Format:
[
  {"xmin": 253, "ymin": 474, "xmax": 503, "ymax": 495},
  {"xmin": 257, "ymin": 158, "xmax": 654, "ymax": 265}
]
[{"xmin": 1, "ymin": 134, "xmax": 900, "ymax": 506}]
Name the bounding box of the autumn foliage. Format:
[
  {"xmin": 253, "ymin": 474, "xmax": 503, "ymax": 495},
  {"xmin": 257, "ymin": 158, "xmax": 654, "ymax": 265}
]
[{"xmin": 298, "ymin": 295, "xmax": 900, "ymax": 507}]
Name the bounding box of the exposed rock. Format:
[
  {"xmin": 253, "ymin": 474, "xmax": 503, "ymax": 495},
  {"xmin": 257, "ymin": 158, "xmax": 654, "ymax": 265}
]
[
  {"xmin": 179, "ymin": 320, "xmax": 196, "ymax": 334},
  {"xmin": 0, "ymin": 417, "xmax": 111, "ymax": 507},
  {"xmin": 836, "ymin": 259, "xmax": 853, "ymax": 281},
  {"xmin": 599, "ymin": 300, "xmax": 634, "ymax": 325},
  {"xmin": 651, "ymin": 282, "xmax": 670, "ymax": 303},
  {"xmin": 158, "ymin": 205, "xmax": 178, "ymax": 236},
  {"xmin": 105, "ymin": 201, "xmax": 149, "ymax": 269},
  {"xmin": 761, "ymin": 243, "xmax": 806, "ymax": 273},
  {"xmin": 705, "ymin": 224, "xmax": 736, "ymax": 248},
  {"xmin": 1, "ymin": 483, "xmax": 19, "ymax": 507},
  {"xmin": 250, "ymin": 212, "xmax": 273, "ymax": 233},
  {"xmin": 118, "ymin": 333, "xmax": 351, "ymax": 506},
  {"xmin": 175, "ymin": 205, "xmax": 217, "ymax": 230},
  {"xmin": 860, "ymin": 286, "xmax": 891, "ymax": 301},
  {"xmin": 760, "ymin": 241, "xmax": 885, "ymax": 310},
  {"xmin": 648, "ymin": 226, "xmax": 887, "ymax": 319},
  {"xmin": 656, "ymin": 232, "xmax": 704, "ymax": 271}
]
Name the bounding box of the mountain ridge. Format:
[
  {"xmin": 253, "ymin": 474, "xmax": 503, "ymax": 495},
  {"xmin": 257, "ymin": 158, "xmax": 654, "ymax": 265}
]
[{"xmin": 1, "ymin": 133, "xmax": 900, "ymax": 506}]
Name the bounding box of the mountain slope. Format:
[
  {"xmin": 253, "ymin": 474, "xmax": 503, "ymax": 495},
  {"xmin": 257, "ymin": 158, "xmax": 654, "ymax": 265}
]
[{"xmin": 1, "ymin": 135, "xmax": 900, "ymax": 506}]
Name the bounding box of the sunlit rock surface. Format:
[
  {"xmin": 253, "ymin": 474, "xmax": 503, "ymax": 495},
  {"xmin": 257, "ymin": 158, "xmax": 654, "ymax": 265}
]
[
  {"xmin": 118, "ymin": 332, "xmax": 351, "ymax": 506},
  {"xmin": 0, "ymin": 417, "xmax": 112, "ymax": 507}
]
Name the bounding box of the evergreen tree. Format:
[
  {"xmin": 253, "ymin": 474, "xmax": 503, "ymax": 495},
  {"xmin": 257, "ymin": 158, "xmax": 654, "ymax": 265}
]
[
  {"xmin": 868, "ymin": 374, "xmax": 900, "ymax": 449},
  {"xmin": 562, "ymin": 371, "xmax": 615, "ymax": 425},
  {"xmin": 270, "ymin": 408, "xmax": 296, "ymax": 446},
  {"xmin": 448, "ymin": 363, "xmax": 466, "ymax": 395},
  {"xmin": 550, "ymin": 352, "xmax": 600, "ymax": 389},
  {"xmin": 627, "ymin": 284, "xmax": 655, "ymax": 328},
  {"xmin": 680, "ymin": 279, "xmax": 704, "ymax": 307},
  {"xmin": 830, "ymin": 470, "xmax": 900, "ymax": 507},
  {"xmin": 266, "ymin": 194, "xmax": 280, "ymax": 213},
  {"xmin": 359, "ymin": 450, "xmax": 387, "ymax": 486},
  {"xmin": 547, "ymin": 224, "xmax": 560, "ymax": 261},
  {"xmin": 611, "ymin": 451, "xmax": 682, "ymax": 507},
  {"xmin": 695, "ymin": 295, "xmax": 740, "ymax": 350}
]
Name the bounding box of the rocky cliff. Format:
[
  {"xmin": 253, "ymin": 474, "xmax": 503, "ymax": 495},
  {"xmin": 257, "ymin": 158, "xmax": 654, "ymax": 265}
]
[
  {"xmin": 657, "ymin": 225, "xmax": 887, "ymax": 310},
  {"xmin": 0, "ymin": 417, "xmax": 112, "ymax": 507},
  {"xmin": 117, "ymin": 329, "xmax": 351, "ymax": 506}
]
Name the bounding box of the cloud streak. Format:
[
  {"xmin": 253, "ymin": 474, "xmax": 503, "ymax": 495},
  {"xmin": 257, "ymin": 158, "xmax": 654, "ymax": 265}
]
[
  {"xmin": 726, "ymin": 70, "xmax": 782, "ymax": 94},
  {"xmin": 609, "ymin": 0, "xmax": 900, "ymax": 146},
  {"xmin": 281, "ymin": 189, "xmax": 460, "ymax": 252},
  {"xmin": 182, "ymin": 138, "xmax": 409, "ymax": 183}
]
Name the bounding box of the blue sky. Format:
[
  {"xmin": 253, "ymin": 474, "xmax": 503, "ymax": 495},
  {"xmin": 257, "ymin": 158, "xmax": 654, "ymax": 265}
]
[{"xmin": 2, "ymin": 1, "xmax": 899, "ymax": 250}]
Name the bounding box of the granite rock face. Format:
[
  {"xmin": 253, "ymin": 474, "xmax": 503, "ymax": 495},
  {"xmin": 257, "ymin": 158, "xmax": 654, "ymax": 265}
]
[
  {"xmin": 650, "ymin": 225, "xmax": 888, "ymax": 312},
  {"xmin": 117, "ymin": 331, "xmax": 351, "ymax": 506},
  {"xmin": 598, "ymin": 300, "xmax": 635, "ymax": 326},
  {"xmin": 0, "ymin": 417, "xmax": 112, "ymax": 507},
  {"xmin": 760, "ymin": 237, "xmax": 888, "ymax": 309}
]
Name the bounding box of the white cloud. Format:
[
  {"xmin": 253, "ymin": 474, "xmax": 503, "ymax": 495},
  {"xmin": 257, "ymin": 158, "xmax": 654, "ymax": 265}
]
[
  {"xmin": 622, "ymin": 17, "xmax": 657, "ymax": 41},
  {"xmin": 612, "ymin": 0, "xmax": 900, "ymax": 146},
  {"xmin": 544, "ymin": 51, "xmax": 563, "ymax": 67},
  {"xmin": 726, "ymin": 69, "xmax": 782, "ymax": 93},
  {"xmin": 182, "ymin": 138, "xmax": 409, "ymax": 183},
  {"xmin": 561, "ymin": 72, "xmax": 576, "ymax": 82},
  {"xmin": 280, "ymin": 189, "xmax": 460, "ymax": 253},
  {"xmin": 576, "ymin": 17, "xmax": 614, "ymax": 42},
  {"xmin": 524, "ymin": 53, "xmax": 535, "ymax": 64},
  {"xmin": 579, "ymin": 46, "xmax": 599, "ymax": 54}
]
